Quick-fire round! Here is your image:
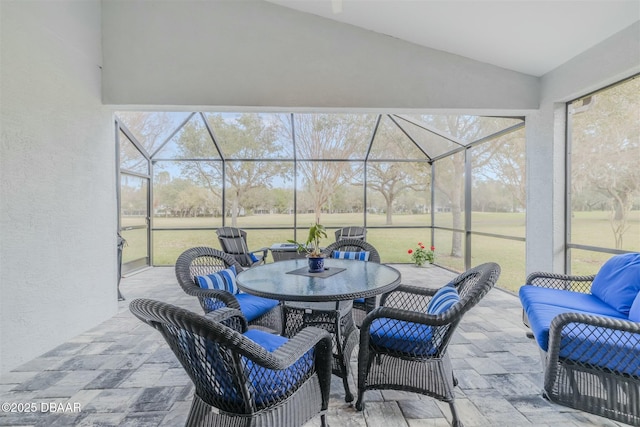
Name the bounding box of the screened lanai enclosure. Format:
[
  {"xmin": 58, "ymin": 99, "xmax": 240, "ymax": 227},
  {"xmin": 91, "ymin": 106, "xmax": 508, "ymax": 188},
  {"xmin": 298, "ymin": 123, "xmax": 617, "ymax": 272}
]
[{"xmin": 117, "ymin": 111, "xmax": 527, "ymax": 290}]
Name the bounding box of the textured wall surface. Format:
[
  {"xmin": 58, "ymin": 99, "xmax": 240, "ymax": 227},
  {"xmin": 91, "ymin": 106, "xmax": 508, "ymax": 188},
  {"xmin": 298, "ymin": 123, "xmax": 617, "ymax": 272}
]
[
  {"xmin": 101, "ymin": 0, "xmax": 539, "ymax": 111},
  {"xmin": 0, "ymin": 0, "xmax": 117, "ymax": 374}
]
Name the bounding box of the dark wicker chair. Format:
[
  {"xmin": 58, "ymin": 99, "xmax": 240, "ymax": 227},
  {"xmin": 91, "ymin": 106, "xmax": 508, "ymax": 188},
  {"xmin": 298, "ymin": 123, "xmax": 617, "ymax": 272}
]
[
  {"xmin": 356, "ymin": 262, "xmax": 501, "ymax": 427},
  {"xmin": 130, "ymin": 299, "xmax": 333, "ymax": 427},
  {"xmin": 216, "ymin": 227, "xmax": 268, "ymax": 268},
  {"xmin": 334, "ymin": 226, "xmax": 366, "ymax": 242},
  {"xmin": 523, "ymin": 271, "xmax": 640, "ymax": 426},
  {"xmin": 322, "ymin": 239, "xmax": 381, "ymax": 328},
  {"xmin": 175, "ymin": 246, "xmax": 282, "ymax": 333}
]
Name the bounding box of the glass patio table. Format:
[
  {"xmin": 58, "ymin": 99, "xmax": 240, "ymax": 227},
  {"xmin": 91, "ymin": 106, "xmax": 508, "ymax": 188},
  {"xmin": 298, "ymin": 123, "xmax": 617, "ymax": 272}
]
[{"xmin": 236, "ymin": 258, "xmax": 401, "ymax": 402}]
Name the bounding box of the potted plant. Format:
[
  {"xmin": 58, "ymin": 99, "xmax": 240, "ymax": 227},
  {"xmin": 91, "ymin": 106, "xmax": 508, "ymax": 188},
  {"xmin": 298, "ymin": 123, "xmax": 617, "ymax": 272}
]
[
  {"xmin": 288, "ymin": 223, "xmax": 327, "ymax": 273},
  {"xmin": 408, "ymin": 242, "xmax": 435, "ymax": 267}
]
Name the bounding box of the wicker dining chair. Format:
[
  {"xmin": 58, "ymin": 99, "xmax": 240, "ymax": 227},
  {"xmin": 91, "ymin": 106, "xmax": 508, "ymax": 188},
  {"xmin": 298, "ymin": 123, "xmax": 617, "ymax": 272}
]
[
  {"xmin": 216, "ymin": 227, "xmax": 268, "ymax": 268},
  {"xmin": 175, "ymin": 246, "xmax": 282, "ymax": 333},
  {"xmin": 130, "ymin": 299, "xmax": 333, "ymax": 427},
  {"xmin": 334, "ymin": 226, "xmax": 366, "ymax": 242},
  {"xmin": 322, "ymin": 239, "xmax": 381, "ymax": 327},
  {"xmin": 356, "ymin": 262, "xmax": 501, "ymax": 427}
]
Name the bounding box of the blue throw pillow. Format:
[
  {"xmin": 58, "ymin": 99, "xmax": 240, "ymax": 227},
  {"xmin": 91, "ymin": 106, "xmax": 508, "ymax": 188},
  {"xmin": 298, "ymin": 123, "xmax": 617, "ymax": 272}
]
[
  {"xmin": 249, "ymin": 253, "xmax": 260, "ymax": 263},
  {"xmin": 590, "ymin": 253, "xmax": 640, "ymax": 315},
  {"xmin": 426, "ymin": 286, "xmax": 460, "ymax": 315},
  {"xmin": 629, "ymin": 293, "xmax": 640, "ymax": 322},
  {"xmin": 332, "ymin": 250, "xmax": 370, "ymax": 261},
  {"xmin": 196, "ymin": 265, "xmax": 238, "ymax": 294}
]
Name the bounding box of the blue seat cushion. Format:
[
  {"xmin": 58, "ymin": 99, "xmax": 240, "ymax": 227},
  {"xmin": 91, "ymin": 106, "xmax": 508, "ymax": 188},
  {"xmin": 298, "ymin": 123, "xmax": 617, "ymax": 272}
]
[
  {"xmin": 354, "ymin": 297, "xmax": 365, "ymax": 303},
  {"xmin": 332, "ymin": 250, "xmax": 370, "ymax": 261},
  {"xmin": 520, "ymin": 287, "xmax": 627, "ymax": 351},
  {"xmin": 520, "ymin": 285, "xmax": 624, "ymax": 318},
  {"xmin": 236, "ymin": 293, "xmax": 279, "ymax": 322},
  {"xmin": 590, "ymin": 252, "xmax": 640, "ymax": 316},
  {"xmin": 196, "ymin": 265, "xmax": 238, "ymax": 294},
  {"xmin": 212, "ymin": 329, "xmax": 314, "ymax": 406},
  {"xmin": 249, "ymin": 252, "xmax": 260, "ymax": 263},
  {"xmin": 558, "ymin": 323, "xmax": 640, "ymax": 377},
  {"xmin": 369, "ymin": 318, "xmax": 436, "ymax": 356}
]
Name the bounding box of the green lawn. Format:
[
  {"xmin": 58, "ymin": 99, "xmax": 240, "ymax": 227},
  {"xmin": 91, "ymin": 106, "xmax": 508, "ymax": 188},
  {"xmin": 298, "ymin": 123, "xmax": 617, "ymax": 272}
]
[{"xmin": 121, "ymin": 210, "xmax": 639, "ymax": 294}]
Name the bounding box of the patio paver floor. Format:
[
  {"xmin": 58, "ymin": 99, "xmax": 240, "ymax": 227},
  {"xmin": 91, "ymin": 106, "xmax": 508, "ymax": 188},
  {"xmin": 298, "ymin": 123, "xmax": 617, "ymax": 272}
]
[{"xmin": 0, "ymin": 265, "xmax": 632, "ymax": 426}]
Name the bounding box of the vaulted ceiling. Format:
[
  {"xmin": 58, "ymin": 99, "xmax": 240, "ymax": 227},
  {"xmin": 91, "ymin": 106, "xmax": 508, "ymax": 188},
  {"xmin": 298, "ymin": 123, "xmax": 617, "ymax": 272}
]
[{"xmin": 265, "ymin": 0, "xmax": 640, "ymax": 76}]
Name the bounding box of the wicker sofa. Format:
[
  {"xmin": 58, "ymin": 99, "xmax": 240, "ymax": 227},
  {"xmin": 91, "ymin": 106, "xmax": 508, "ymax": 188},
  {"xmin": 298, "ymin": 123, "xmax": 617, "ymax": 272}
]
[{"xmin": 519, "ymin": 253, "xmax": 640, "ymax": 426}]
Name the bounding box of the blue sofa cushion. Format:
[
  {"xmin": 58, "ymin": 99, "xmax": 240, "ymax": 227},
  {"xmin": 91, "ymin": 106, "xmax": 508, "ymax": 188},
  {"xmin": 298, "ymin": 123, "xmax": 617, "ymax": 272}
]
[
  {"xmin": 629, "ymin": 293, "xmax": 640, "ymax": 322},
  {"xmin": 520, "ymin": 285, "xmax": 625, "ymax": 318},
  {"xmin": 520, "ymin": 286, "xmax": 627, "ymax": 351},
  {"xmin": 558, "ymin": 323, "xmax": 640, "ymax": 377},
  {"xmin": 369, "ymin": 318, "xmax": 436, "ymax": 356},
  {"xmin": 235, "ymin": 293, "xmax": 279, "ymax": 322},
  {"xmin": 590, "ymin": 252, "xmax": 640, "ymax": 316}
]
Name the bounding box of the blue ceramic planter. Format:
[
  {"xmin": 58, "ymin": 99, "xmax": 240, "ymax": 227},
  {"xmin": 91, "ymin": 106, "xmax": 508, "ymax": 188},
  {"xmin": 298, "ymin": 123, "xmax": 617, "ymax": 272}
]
[{"xmin": 308, "ymin": 256, "xmax": 325, "ymax": 273}]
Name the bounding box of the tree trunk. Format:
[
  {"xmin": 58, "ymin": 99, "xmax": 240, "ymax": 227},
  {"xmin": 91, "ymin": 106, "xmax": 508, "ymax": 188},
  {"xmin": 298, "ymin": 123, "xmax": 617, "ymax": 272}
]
[{"xmin": 385, "ymin": 197, "xmax": 393, "ymax": 225}]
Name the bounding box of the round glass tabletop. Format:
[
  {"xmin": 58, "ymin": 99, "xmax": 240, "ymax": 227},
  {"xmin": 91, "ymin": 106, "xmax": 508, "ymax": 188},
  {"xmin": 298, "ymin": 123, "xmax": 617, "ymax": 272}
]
[{"xmin": 236, "ymin": 258, "xmax": 401, "ymax": 302}]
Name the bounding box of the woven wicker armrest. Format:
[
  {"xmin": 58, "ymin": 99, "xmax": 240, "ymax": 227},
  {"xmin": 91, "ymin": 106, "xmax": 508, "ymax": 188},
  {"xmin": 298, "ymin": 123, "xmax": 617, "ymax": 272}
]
[
  {"xmin": 359, "ymin": 305, "xmax": 451, "ymax": 339},
  {"xmin": 526, "ymin": 272, "xmax": 595, "ymax": 293},
  {"xmin": 546, "ymin": 312, "xmax": 640, "ymax": 385},
  {"xmin": 204, "ymin": 307, "xmax": 248, "ymax": 332},
  {"xmin": 548, "ymin": 312, "xmax": 640, "ymax": 346},
  {"xmin": 183, "ymin": 287, "xmax": 242, "ymax": 311},
  {"xmin": 380, "ymin": 284, "xmax": 437, "ymax": 311},
  {"xmin": 271, "ymin": 327, "xmax": 333, "ymax": 369}
]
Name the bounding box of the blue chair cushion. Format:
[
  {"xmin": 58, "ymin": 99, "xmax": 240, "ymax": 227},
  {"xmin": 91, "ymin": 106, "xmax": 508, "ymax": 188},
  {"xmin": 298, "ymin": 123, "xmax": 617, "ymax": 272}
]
[
  {"xmin": 196, "ymin": 266, "xmax": 238, "ymax": 294},
  {"xmin": 369, "ymin": 318, "xmax": 436, "ymax": 356},
  {"xmin": 629, "ymin": 293, "xmax": 640, "ymax": 322},
  {"xmin": 354, "ymin": 297, "xmax": 365, "ymax": 303},
  {"xmin": 236, "ymin": 293, "xmax": 279, "ymax": 322},
  {"xmin": 426, "ymin": 286, "xmax": 460, "ymax": 315},
  {"xmin": 590, "ymin": 252, "xmax": 640, "ymax": 315},
  {"xmin": 249, "ymin": 252, "xmax": 260, "ymax": 263},
  {"xmin": 332, "ymin": 250, "xmax": 370, "ymax": 261},
  {"xmin": 241, "ymin": 329, "xmax": 314, "ymax": 405}
]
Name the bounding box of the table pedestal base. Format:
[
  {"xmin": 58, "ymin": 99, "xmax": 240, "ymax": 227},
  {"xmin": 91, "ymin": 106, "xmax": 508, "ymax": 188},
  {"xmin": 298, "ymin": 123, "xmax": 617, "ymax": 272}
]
[{"xmin": 282, "ymin": 301, "xmax": 357, "ymax": 402}]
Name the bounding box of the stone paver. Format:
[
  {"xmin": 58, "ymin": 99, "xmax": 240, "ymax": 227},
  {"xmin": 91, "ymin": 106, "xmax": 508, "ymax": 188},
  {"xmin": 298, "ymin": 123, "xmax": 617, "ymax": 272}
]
[{"xmin": 0, "ymin": 265, "xmax": 632, "ymax": 427}]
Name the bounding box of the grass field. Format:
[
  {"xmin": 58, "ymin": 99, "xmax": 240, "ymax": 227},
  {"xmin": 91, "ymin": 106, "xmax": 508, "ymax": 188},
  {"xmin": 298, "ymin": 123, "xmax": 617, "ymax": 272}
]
[{"xmin": 121, "ymin": 210, "xmax": 639, "ymax": 293}]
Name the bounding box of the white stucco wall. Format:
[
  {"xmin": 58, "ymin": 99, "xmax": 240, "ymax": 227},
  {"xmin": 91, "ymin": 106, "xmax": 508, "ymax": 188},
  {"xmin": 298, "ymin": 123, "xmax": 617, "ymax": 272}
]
[
  {"xmin": 0, "ymin": 0, "xmax": 117, "ymax": 374},
  {"xmin": 525, "ymin": 22, "xmax": 640, "ymax": 276},
  {"xmin": 101, "ymin": 0, "xmax": 539, "ymax": 111}
]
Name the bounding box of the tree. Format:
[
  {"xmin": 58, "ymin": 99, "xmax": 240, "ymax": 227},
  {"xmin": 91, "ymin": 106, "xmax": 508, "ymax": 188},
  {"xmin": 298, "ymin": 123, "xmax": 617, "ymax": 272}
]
[
  {"xmin": 474, "ymin": 129, "xmax": 526, "ymax": 211},
  {"xmin": 422, "ymin": 115, "xmax": 518, "ymax": 257},
  {"xmin": 281, "ymin": 114, "xmax": 371, "ymax": 224},
  {"xmin": 117, "ymin": 111, "xmax": 178, "ymax": 171},
  {"xmin": 177, "ymin": 113, "xmax": 288, "ymax": 226},
  {"xmin": 366, "ymin": 117, "xmax": 430, "ymax": 225},
  {"xmin": 571, "ymin": 78, "xmax": 639, "ymax": 248}
]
